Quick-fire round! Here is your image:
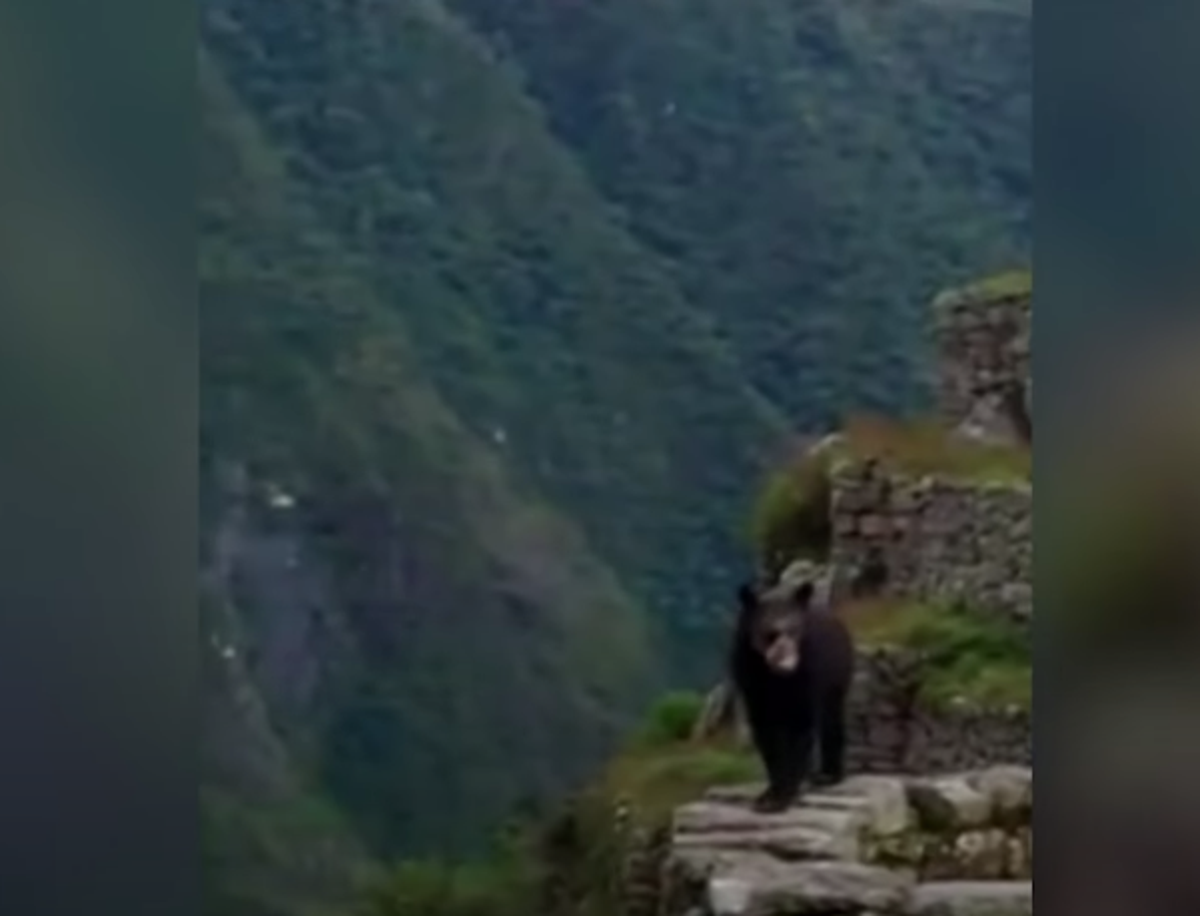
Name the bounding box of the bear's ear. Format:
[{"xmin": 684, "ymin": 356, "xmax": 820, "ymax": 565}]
[
  {"xmin": 736, "ymin": 583, "xmax": 758, "ymax": 614},
  {"xmin": 788, "ymin": 580, "xmax": 815, "ymax": 610}
]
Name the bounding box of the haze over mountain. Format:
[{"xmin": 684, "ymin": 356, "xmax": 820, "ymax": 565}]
[{"xmin": 199, "ymin": 0, "xmax": 1028, "ymax": 910}]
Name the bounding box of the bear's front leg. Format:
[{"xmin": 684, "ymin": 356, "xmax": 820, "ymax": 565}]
[
  {"xmin": 813, "ymin": 686, "xmax": 848, "ymax": 788},
  {"xmin": 748, "ymin": 726, "xmax": 790, "ymax": 813},
  {"xmin": 753, "ymin": 720, "xmax": 813, "ymax": 814}
]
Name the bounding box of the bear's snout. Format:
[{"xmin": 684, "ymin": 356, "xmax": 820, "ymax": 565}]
[{"xmin": 765, "ymin": 637, "xmax": 799, "ymax": 673}]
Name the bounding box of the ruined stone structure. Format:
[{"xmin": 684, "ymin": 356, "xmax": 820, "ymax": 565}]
[
  {"xmin": 828, "ymin": 461, "xmax": 1032, "ymax": 623},
  {"xmin": 932, "ymin": 276, "xmax": 1031, "ymax": 445},
  {"xmin": 845, "ymin": 649, "xmax": 1031, "ymax": 775},
  {"xmin": 667, "ymin": 279, "xmax": 1034, "ymax": 915},
  {"xmin": 828, "ymin": 278, "xmax": 1033, "ymax": 622}
]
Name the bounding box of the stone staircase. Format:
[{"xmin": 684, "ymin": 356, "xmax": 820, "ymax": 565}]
[{"xmin": 658, "ymin": 767, "xmax": 1031, "ymax": 916}]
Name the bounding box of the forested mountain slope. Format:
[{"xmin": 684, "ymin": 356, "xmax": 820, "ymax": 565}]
[{"xmin": 198, "ymin": 0, "xmax": 1029, "ymax": 896}]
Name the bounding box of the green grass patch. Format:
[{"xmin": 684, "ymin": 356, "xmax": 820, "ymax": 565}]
[
  {"xmin": 597, "ymin": 745, "xmax": 760, "ymax": 826},
  {"xmin": 534, "ymin": 742, "xmax": 759, "ymax": 916},
  {"xmin": 936, "ymin": 269, "xmax": 1032, "ymax": 308},
  {"xmin": 750, "ymin": 441, "xmax": 838, "ymax": 573},
  {"xmin": 617, "ymin": 691, "xmax": 759, "ymax": 823},
  {"xmin": 834, "ymin": 414, "xmax": 1031, "ymax": 484},
  {"xmin": 844, "ymin": 597, "xmax": 1031, "ymax": 710},
  {"xmin": 631, "ymin": 691, "xmax": 708, "ymax": 749},
  {"xmin": 355, "ymin": 837, "xmax": 540, "ymax": 916}
]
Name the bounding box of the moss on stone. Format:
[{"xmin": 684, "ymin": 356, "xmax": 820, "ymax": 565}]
[{"xmin": 934, "ymin": 269, "xmax": 1033, "ymax": 311}]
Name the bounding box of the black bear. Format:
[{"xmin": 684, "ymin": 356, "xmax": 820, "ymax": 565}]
[{"xmin": 729, "ymin": 576, "xmax": 856, "ymax": 813}]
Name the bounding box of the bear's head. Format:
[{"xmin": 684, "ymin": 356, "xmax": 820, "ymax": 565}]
[{"xmin": 736, "ymin": 578, "xmax": 816, "ymax": 675}]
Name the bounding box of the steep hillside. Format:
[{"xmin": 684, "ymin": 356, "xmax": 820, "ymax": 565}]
[
  {"xmin": 448, "ymin": 0, "xmax": 1030, "ymax": 416},
  {"xmin": 200, "ymin": 49, "xmax": 660, "ymax": 871},
  {"xmin": 201, "ymin": 0, "xmax": 792, "ymax": 678},
  {"xmin": 198, "ymin": 0, "xmax": 1030, "ymax": 889}
]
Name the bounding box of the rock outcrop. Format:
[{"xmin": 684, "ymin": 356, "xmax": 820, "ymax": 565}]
[{"xmin": 658, "ymin": 767, "xmax": 1031, "ymax": 915}]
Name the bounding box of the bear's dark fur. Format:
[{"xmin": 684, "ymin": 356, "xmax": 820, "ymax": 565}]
[{"xmin": 729, "ymin": 578, "xmax": 856, "ymax": 813}]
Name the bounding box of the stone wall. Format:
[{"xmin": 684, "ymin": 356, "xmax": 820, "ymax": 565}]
[
  {"xmin": 829, "ymin": 459, "xmax": 1032, "ymax": 622},
  {"xmin": 846, "ymin": 648, "xmax": 1031, "ymax": 775},
  {"xmin": 693, "ymin": 648, "xmax": 1030, "ymax": 777},
  {"xmin": 932, "ymin": 279, "xmax": 1031, "ymax": 443}
]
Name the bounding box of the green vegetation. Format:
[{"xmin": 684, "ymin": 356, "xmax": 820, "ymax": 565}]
[
  {"xmin": 518, "ymin": 704, "xmax": 759, "ymax": 916},
  {"xmin": 834, "ymin": 415, "xmax": 1032, "ymax": 484},
  {"xmin": 199, "ymin": 0, "xmax": 1029, "ymax": 903},
  {"xmin": 751, "ymin": 415, "xmax": 1030, "ymax": 574},
  {"xmin": 751, "ymin": 444, "xmax": 837, "ymax": 575},
  {"xmin": 348, "ymin": 695, "xmax": 755, "ymax": 916},
  {"xmin": 632, "ymin": 691, "xmax": 708, "ymax": 749},
  {"xmin": 201, "ymin": 786, "xmax": 374, "ymax": 916},
  {"xmin": 447, "ymin": 0, "xmax": 1030, "ymax": 418},
  {"xmin": 845, "ymin": 598, "xmax": 1031, "ymax": 709},
  {"xmin": 598, "ymin": 745, "xmax": 759, "ymax": 827},
  {"xmin": 355, "ymin": 841, "xmax": 540, "ymax": 916},
  {"xmin": 938, "ymin": 269, "xmax": 1034, "ymax": 306}
]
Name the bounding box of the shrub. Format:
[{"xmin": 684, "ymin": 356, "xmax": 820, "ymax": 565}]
[
  {"xmin": 357, "ymin": 840, "xmax": 539, "ymax": 916},
  {"xmin": 750, "ymin": 446, "xmax": 834, "ymax": 576},
  {"xmin": 634, "ymin": 691, "xmax": 707, "ymax": 748}
]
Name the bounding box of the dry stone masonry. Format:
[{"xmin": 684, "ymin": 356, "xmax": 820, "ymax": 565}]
[
  {"xmin": 845, "ymin": 649, "xmax": 1031, "ymax": 776},
  {"xmin": 932, "ymin": 278, "xmax": 1031, "ymax": 444},
  {"xmin": 660, "ymin": 767, "xmax": 1031, "ymax": 916},
  {"xmin": 828, "ymin": 460, "xmax": 1031, "ymax": 623},
  {"xmin": 828, "ymin": 278, "xmax": 1033, "ymax": 623}
]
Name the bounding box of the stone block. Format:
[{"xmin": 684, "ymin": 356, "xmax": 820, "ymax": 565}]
[{"xmin": 909, "ymin": 881, "xmax": 1032, "ymax": 916}]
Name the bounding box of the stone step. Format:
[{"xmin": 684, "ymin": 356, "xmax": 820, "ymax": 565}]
[
  {"xmin": 699, "ymin": 867, "xmax": 1031, "ymax": 916},
  {"xmin": 708, "ymin": 775, "xmax": 914, "ymax": 835},
  {"xmin": 698, "ymin": 854, "xmax": 914, "ymax": 915},
  {"xmin": 701, "ymin": 767, "xmax": 1030, "ymax": 835},
  {"xmin": 660, "ymin": 770, "xmax": 1032, "ymax": 914},
  {"xmin": 673, "ymin": 822, "xmax": 860, "ymax": 862},
  {"xmin": 911, "ymin": 881, "xmax": 1032, "ymax": 916}
]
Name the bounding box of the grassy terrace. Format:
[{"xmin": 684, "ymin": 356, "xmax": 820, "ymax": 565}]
[
  {"xmin": 830, "ymin": 415, "xmax": 1031, "ymax": 485},
  {"xmin": 752, "ymin": 415, "xmax": 1030, "ymax": 570},
  {"xmin": 842, "ymin": 596, "xmax": 1031, "ymax": 710}
]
